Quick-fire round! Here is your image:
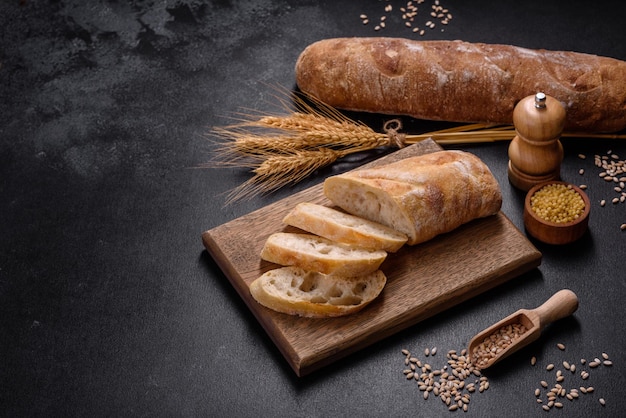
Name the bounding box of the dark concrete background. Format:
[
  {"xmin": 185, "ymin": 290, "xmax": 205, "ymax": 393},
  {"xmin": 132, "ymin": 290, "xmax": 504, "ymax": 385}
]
[{"xmin": 1, "ymin": 1, "xmax": 625, "ymax": 417}]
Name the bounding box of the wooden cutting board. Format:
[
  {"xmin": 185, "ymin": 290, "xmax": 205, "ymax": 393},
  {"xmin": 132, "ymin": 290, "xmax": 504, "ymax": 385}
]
[{"xmin": 202, "ymin": 139, "xmax": 542, "ymax": 376}]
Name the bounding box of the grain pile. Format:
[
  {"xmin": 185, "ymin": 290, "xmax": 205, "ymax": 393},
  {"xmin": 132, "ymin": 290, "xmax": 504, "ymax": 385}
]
[
  {"xmin": 470, "ymin": 322, "xmax": 527, "ymax": 369},
  {"xmin": 576, "ymin": 150, "xmax": 626, "ymax": 231},
  {"xmin": 401, "ymin": 347, "xmax": 488, "ymax": 412},
  {"xmin": 359, "ymin": 0, "xmax": 452, "ymax": 35},
  {"xmin": 402, "ymin": 342, "xmax": 614, "ymax": 413},
  {"xmin": 530, "ymin": 184, "xmax": 586, "ymax": 223},
  {"xmin": 531, "ymin": 343, "xmax": 614, "ymax": 412}
]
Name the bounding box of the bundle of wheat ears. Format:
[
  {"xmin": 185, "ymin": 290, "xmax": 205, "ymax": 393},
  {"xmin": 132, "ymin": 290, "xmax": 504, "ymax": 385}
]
[{"xmin": 206, "ymin": 91, "xmax": 625, "ymax": 203}]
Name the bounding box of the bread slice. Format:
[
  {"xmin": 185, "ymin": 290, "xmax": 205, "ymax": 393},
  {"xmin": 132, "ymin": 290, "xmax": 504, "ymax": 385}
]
[
  {"xmin": 282, "ymin": 202, "xmax": 408, "ymax": 252},
  {"xmin": 260, "ymin": 232, "xmax": 387, "ymax": 276},
  {"xmin": 249, "ymin": 266, "xmax": 387, "ymax": 317}
]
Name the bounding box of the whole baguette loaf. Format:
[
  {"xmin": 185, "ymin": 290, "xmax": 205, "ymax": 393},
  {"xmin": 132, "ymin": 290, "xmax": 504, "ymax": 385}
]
[
  {"xmin": 249, "ymin": 266, "xmax": 386, "ymax": 317},
  {"xmin": 261, "ymin": 232, "xmax": 387, "ymax": 276},
  {"xmin": 323, "ymin": 150, "xmax": 502, "ymax": 246},
  {"xmin": 283, "ymin": 202, "xmax": 408, "ymax": 252},
  {"xmin": 295, "ymin": 37, "xmax": 626, "ymax": 133}
]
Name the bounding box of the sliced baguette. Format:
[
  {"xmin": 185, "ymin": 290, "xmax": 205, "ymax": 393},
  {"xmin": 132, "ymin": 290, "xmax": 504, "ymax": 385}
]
[
  {"xmin": 283, "ymin": 202, "xmax": 408, "ymax": 252},
  {"xmin": 260, "ymin": 232, "xmax": 387, "ymax": 276},
  {"xmin": 249, "ymin": 266, "xmax": 386, "ymax": 317},
  {"xmin": 323, "ymin": 150, "xmax": 502, "ymax": 245}
]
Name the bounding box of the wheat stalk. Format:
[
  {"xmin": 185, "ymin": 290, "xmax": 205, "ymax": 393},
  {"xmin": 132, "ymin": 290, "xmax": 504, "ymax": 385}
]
[
  {"xmin": 222, "ymin": 148, "xmax": 345, "ymax": 203},
  {"xmin": 218, "ymin": 114, "xmax": 389, "ymax": 155},
  {"xmin": 206, "ymin": 91, "xmax": 626, "ymax": 203}
]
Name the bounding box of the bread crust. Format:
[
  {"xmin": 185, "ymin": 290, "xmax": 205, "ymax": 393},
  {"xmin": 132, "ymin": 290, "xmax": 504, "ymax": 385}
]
[
  {"xmin": 260, "ymin": 232, "xmax": 387, "ymax": 276},
  {"xmin": 295, "ymin": 37, "xmax": 626, "ymax": 133},
  {"xmin": 282, "ymin": 202, "xmax": 408, "ymax": 252},
  {"xmin": 323, "ymin": 151, "xmax": 502, "ymax": 245}
]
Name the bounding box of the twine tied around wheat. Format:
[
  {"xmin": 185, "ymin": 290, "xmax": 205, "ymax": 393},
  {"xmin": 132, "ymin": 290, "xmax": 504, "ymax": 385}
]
[{"xmin": 383, "ymin": 119, "xmax": 406, "ymax": 149}]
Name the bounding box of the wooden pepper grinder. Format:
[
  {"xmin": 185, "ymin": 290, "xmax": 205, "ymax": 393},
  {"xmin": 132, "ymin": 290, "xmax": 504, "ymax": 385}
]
[{"xmin": 508, "ymin": 92, "xmax": 565, "ymax": 191}]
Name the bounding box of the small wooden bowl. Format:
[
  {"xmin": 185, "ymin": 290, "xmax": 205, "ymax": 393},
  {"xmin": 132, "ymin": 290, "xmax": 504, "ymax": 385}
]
[{"xmin": 523, "ymin": 181, "xmax": 590, "ymax": 245}]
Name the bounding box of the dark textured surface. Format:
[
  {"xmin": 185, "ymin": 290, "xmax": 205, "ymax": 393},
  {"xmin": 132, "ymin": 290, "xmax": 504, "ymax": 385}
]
[{"xmin": 1, "ymin": 1, "xmax": 625, "ymax": 417}]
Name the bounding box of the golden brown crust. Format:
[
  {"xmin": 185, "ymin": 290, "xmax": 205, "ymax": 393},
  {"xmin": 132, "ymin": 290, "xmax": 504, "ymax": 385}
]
[
  {"xmin": 260, "ymin": 232, "xmax": 387, "ymax": 276},
  {"xmin": 295, "ymin": 38, "xmax": 626, "ymax": 133},
  {"xmin": 282, "ymin": 202, "xmax": 408, "ymax": 252},
  {"xmin": 323, "ymin": 151, "xmax": 502, "ymax": 245}
]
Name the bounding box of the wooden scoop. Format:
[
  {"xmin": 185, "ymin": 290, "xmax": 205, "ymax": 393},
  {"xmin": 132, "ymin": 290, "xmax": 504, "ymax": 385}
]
[{"xmin": 468, "ymin": 289, "xmax": 579, "ymax": 370}]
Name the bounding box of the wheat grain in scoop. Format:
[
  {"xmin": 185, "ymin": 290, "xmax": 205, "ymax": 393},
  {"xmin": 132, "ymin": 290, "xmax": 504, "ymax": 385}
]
[{"xmin": 468, "ymin": 289, "xmax": 579, "ymax": 370}]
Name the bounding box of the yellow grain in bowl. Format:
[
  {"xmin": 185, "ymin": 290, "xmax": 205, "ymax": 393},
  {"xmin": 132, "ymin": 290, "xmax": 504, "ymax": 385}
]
[
  {"xmin": 524, "ymin": 181, "xmax": 590, "ymax": 245},
  {"xmin": 530, "ymin": 183, "xmax": 586, "ymax": 224}
]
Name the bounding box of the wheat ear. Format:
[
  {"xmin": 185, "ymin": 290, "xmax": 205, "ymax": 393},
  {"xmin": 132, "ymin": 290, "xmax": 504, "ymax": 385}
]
[{"xmin": 224, "ymin": 148, "xmax": 343, "ymax": 203}]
